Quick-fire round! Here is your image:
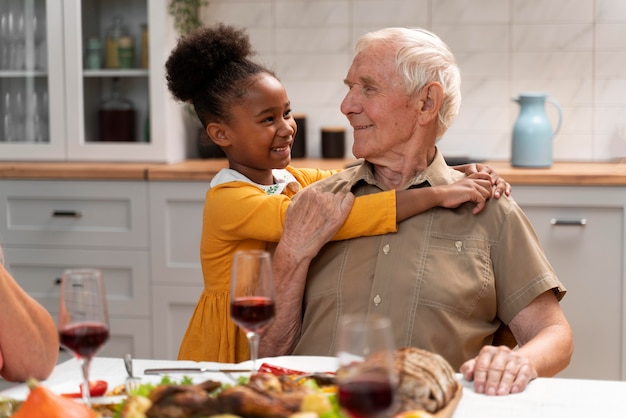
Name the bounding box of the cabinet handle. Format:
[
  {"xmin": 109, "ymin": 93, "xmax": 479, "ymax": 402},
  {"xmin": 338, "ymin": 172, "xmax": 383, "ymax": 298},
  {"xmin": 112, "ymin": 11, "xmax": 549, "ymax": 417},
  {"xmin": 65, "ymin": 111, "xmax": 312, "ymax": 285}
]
[
  {"xmin": 52, "ymin": 210, "xmax": 83, "ymax": 218},
  {"xmin": 550, "ymin": 218, "xmax": 587, "ymax": 226}
]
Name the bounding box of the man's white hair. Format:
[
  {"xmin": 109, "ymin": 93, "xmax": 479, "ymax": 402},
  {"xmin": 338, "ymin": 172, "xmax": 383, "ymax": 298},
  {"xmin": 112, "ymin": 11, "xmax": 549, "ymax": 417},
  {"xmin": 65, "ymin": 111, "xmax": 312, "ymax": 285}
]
[{"xmin": 355, "ymin": 27, "xmax": 462, "ymax": 138}]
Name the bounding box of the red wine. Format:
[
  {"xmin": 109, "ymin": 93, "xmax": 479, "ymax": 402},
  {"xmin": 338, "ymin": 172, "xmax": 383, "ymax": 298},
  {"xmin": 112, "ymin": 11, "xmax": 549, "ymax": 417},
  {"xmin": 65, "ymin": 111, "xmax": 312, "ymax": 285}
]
[
  {"xmin": 338, "ymin": 377, "xmax": 394, "ymax": 418},
  {"xmin": 230, "ymin": 297, "xmax": 275, "ymax": 333},
  {"xmin": 59, "ymin": 323, "xmax": 110, "ymax": 359}
]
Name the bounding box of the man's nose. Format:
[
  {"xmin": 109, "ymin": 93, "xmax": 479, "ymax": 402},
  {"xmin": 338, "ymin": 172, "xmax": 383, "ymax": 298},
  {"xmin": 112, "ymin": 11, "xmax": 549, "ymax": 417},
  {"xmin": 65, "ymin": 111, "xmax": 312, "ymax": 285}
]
[{"xmin": 340, "ymin": 90, "xmax": 359, "ymax": 115}]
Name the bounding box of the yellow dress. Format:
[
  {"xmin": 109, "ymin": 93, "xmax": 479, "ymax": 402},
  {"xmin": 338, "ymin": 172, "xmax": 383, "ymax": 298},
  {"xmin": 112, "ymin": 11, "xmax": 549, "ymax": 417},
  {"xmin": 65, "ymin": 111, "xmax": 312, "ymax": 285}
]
[{"xmin": 177, "ymin": 166, "xmax": 397, "ymax": 362}]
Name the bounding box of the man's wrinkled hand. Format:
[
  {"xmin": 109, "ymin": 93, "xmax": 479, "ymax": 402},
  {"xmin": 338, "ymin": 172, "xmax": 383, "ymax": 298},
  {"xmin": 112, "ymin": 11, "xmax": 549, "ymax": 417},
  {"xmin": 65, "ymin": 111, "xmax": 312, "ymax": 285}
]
[
  {"xmin": 280, "ymin": 188, "xmax": 355, "ymax": 260},
  {"xmin": 460, "ymin": 345, "xmax": 537, "ymax": 396}
]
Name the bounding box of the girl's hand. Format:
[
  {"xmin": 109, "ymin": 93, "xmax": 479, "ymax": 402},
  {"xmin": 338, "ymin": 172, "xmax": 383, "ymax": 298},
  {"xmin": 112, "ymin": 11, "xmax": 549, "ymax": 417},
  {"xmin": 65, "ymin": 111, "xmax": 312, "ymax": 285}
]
[{"xmin": 452, "ymin": 164, "xmax": 512, "ymax": 198}]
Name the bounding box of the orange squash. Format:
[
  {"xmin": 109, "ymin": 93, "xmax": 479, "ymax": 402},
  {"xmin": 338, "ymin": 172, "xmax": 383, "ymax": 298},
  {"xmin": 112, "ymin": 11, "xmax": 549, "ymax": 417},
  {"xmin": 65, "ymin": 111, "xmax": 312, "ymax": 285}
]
[{"xmin": 11, "ymin": 378, "xmax": 96, "ymax": 418}]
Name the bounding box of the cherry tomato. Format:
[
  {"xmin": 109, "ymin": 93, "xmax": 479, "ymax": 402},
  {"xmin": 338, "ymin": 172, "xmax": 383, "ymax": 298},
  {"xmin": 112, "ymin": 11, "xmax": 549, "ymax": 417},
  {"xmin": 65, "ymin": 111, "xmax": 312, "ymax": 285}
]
[{"xmin": 61, "ymin": 380, "xmax": 108, "ymax": 398}]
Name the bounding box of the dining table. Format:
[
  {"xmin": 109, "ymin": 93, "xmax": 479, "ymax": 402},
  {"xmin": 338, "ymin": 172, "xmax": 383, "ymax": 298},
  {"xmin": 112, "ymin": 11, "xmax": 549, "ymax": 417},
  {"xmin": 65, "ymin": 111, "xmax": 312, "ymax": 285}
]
[{"xmin": 1, "ymin": 355, "xmax": 625, "ymax": 417}]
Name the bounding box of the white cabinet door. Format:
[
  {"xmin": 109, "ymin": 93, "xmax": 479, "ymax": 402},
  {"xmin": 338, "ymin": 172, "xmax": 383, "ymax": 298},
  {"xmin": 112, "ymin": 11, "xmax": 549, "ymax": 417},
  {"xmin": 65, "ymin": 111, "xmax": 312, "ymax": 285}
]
[
  {"xmin": 0, "ymin": 180, "xmax": 149, "ymax": 248},
  {"xmin": 3, "ymin": 247, "xmax": 152, "ymax": 359},
  {"xmin": 151, "ymin": 285, "xmax": 203, "ymax": 360},
  {"xmin": 63, "ymin": 0, "xmax": 186, "ymax": 162},
  {"xmin": 149, "ymin": 181, "xmax": 207, "ymax": 286},
  {"xmin": 0, "ymin": 0, "xmax": 187, "ymax": 162},
  {"xmin": 513, "ymin": 186, "xmax": 626, "ymax": 381},
  {"xmin": 0, "ymin": 0, "xmax": 66, "ymax": 159},
  {"xmin": 149, "ymin": 181, "xmax": 208, "ymax": 359},
  {"xmin": 2, "ymin": 247, "xmax": 151, "ymax": 317}
]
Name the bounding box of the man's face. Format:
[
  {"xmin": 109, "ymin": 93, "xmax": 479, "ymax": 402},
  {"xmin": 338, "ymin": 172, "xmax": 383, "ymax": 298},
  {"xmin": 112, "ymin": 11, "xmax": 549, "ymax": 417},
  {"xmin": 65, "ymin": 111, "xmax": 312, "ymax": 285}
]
[{"xmin": 340, "ymin": 44, "xmax": 421, "ymax": 160}]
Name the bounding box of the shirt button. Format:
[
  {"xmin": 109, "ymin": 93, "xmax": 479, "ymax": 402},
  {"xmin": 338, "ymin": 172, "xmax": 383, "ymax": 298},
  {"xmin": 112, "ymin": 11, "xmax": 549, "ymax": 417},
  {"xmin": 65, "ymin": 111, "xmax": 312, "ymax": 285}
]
[
  {"xmin": 455, "ymin": 241, "xmax": 463, "ymax": 252},
  {"xmin": 374, "ymin": 294, "xmax": 382, "ymax": 306},
  {"xmin": 383, "ymin": 244, "xmax": 390, "ymax": 254}
]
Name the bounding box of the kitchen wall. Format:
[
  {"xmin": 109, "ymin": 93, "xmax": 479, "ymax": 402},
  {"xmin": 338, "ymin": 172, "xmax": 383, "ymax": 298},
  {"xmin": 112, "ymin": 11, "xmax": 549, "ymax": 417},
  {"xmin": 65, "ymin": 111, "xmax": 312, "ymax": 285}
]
[{"xmin": 198, "ymin": 0, "xmax": 626, "ymax": 162}]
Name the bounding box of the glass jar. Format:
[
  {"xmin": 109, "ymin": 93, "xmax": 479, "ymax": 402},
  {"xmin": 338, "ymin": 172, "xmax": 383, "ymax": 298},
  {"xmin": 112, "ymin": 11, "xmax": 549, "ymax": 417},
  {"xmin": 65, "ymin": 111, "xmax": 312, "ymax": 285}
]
[
  {"xmin": 85, "ymin": 37, "xmax": 102, "ymax": 69},
  {"xmin": 99, "ymin": 78, "xmax": 136, "ymax": 142},
  {"xmin": 105, "ymin": 17, "xmax": 128, "ymax": 69},
  {"xmin": 117, "ymin": 35, "xmax": 134, "ymax": 69}
]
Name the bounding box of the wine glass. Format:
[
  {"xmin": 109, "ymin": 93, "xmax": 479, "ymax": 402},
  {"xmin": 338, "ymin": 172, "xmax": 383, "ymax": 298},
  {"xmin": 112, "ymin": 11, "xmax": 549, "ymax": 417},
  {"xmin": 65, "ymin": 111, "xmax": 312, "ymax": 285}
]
[
  {"xmin": 336, "ymin": 314, "xmax": 398, "ymax": 418},
  {"xmin": 58, "ymin": 269, "xmax": 110, "ymax": 405},
  {"xmin": 230, "ymin": 250, "xmax": 276, "ymax": 373}
]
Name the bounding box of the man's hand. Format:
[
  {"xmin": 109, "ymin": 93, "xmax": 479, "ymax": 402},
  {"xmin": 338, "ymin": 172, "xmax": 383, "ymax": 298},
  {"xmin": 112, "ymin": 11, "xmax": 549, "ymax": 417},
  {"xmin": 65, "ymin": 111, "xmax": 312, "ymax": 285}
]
[
  {"xmin": 453, "ymin": 163, "xmax": 512, "ymax": 198},
  {"xmin": 460, "ymin": 345, "xmax": 538, "ymax": 395},
  {"xmin": 280, "ymin": 188, "xmax": 355, "ymax": 261}
]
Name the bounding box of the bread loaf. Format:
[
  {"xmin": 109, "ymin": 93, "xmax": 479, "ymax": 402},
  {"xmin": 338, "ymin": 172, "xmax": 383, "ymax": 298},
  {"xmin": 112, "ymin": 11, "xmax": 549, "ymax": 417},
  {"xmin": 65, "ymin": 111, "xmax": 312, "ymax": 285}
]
[{"xmin": 393, "ymin": 347, "xmax": 459, "ymax": 414}]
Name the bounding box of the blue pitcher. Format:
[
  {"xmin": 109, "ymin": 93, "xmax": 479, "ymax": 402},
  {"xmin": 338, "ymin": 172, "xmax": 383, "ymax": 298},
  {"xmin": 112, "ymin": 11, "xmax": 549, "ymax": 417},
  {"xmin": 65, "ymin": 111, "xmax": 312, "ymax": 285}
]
[{"xmin": 511, "ymin": 92, "xmax": 562, "ymax": 168}]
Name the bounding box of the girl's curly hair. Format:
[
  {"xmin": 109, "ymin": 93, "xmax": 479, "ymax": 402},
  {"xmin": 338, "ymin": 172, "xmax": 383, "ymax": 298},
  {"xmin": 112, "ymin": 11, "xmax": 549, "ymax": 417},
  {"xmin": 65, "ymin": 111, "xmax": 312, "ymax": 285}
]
[{"xmin": 165, "ymin": 23, "xmax": 274, "ymax": 126}]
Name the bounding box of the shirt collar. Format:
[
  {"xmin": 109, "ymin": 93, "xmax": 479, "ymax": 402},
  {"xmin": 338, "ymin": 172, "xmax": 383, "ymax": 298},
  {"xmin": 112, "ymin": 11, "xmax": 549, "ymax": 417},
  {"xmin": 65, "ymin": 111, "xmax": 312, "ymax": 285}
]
[
  {"xmin": 210, "ymin": 168, "xmax": 298, "ymax": 195},
  {"xmin": 349, "ymin": 148, "xmax": 461, "ymax": 190}
]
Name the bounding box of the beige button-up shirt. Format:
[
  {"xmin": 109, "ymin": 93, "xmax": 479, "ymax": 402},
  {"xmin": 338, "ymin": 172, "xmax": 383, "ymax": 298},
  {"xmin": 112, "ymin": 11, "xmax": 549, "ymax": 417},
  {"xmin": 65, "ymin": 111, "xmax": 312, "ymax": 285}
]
[{"xmin": 293, "ymin": 150, "xmax": 566, "ymax": 370}]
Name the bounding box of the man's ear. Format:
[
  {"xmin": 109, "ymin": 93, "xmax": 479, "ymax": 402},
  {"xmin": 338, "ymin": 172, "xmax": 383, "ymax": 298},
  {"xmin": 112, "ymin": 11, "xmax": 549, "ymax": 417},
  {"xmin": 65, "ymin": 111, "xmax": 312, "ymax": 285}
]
[
  {"xmin": 417, "ymin": 82, "xmax": 444, "ymax": 125},
  {"xmin": 206, "ymin": 123, "xmax": 230, "ymax": 147}
]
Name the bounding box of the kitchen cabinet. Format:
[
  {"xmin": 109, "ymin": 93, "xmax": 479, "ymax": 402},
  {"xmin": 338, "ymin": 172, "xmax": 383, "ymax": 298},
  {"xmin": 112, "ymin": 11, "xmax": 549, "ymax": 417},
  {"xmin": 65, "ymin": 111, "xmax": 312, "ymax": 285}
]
[
  {"xmin": 0, "ymin": 179, "xmax": 153, "ymax": 358},
  {"xmin": 149, "ymin": 181, "xmax": 208, "ymax": 359},
  {"xmin": 512, "ymin": 185, "xmax": 626, "ymax": 381},
  {"xmin": 0, "ymin": 0, "xmax": 186, "ymax": 162}
]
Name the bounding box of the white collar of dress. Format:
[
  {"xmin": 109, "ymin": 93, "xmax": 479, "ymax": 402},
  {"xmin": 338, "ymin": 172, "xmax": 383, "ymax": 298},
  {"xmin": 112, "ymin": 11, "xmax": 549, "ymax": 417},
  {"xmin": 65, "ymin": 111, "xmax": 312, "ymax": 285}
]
[{"xmin": 210, "ymin": 168, "xmax": 298, "ymax": 195}]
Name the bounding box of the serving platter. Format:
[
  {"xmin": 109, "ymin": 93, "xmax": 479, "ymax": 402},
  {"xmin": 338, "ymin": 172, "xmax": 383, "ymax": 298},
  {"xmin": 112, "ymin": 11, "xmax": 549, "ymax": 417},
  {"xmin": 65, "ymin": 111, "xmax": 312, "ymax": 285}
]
[{"xmin": 249, "ymin": 356, "xmax": 462, "ymax": 418}]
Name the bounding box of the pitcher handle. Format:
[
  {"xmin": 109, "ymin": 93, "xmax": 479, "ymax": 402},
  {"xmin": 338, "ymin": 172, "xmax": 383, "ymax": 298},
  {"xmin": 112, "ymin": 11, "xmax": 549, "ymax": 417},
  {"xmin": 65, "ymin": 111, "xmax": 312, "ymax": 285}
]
[{"xmin": 546, "ymin": 96, "xmax": 562, "ymax": 138}]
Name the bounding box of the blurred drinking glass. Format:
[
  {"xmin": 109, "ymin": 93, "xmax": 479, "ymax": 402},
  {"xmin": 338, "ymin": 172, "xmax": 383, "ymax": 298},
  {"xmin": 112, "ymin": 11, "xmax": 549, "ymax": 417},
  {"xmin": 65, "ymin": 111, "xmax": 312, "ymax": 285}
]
[
  {"xmin": 0, "ymin": 9, "xmax": 9, "ymax": 69},
  {"xmin": 3, "ymin": 91, "xmax": 16, "ymax": 142},
  {"xmin": 58, "ymin": 269, "xmax": 110, "ymax": 406},
  {"xmin": 336, "ymin": 314, "xmax": 397, "ymax": 418},
  {"xmin": 230, "ymin": 250, "xmax": 276, "ymax": 373}
]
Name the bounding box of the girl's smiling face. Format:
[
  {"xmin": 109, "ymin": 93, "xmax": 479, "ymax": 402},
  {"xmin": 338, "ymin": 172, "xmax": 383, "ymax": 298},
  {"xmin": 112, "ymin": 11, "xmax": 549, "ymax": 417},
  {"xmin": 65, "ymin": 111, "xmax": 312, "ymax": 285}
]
[{"xmin": 215, "ymin": 73, "xmax": 297, "ymax": 185}]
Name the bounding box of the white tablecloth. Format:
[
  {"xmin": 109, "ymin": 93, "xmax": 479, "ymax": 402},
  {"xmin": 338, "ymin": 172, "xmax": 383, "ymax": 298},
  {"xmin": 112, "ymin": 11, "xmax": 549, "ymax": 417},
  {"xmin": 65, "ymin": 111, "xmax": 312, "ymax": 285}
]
[{"xmin": 2, "ymin": 356, "xmax": 626, "ymax": 417}]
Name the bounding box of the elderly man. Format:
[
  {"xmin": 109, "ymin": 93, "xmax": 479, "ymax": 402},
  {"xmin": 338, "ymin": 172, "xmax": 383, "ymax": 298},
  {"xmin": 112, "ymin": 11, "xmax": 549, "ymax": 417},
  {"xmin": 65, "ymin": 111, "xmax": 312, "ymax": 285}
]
[{"xmin": 263, "ymin": 27, "xmax": 573, "ymax": 396}]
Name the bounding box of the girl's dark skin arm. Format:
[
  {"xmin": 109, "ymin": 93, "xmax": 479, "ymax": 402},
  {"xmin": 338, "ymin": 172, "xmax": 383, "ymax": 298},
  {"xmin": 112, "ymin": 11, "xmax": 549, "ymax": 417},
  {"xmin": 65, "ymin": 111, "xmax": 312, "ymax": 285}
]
[{"xmin": 396, "ymin": 163, "xmax": 512, "ymax": 221}]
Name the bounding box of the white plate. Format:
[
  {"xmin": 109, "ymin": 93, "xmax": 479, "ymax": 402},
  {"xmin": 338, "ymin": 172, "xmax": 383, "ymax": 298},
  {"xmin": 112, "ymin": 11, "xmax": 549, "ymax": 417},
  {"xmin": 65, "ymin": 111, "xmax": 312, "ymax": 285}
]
[{"xmin": 238, "ymin": 355, "xmax": 338, "ymax": 373}]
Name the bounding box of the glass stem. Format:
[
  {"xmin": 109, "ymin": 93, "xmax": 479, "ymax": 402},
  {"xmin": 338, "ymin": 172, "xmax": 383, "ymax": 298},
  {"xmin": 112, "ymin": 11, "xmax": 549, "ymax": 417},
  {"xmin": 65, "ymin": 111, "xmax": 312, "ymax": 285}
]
[
  {"xmin": 247, "ymin": 331, "xmax": 260, "ymax": 374},
  {"xmin": 80, "ymin": 357, "xmax": 92, "ymax": 405}
]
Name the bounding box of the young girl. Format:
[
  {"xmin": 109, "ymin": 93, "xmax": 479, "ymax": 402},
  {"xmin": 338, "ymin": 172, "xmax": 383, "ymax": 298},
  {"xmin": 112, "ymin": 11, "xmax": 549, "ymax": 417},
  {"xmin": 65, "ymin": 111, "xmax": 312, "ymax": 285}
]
[{"xmin": 165, "ymin": 23, "xmax": 510, "ymax": 362}]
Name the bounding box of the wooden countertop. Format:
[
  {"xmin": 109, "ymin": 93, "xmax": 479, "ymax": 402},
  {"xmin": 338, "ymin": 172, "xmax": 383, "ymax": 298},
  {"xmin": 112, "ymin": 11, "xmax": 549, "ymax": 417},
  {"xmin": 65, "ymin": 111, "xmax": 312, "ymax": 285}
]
[
  {"xmin": 0, "ymin": 159, "xmax": 355, "ymax": 181},
  {"xmin": 1, "ymin": 159, "xmax": 626, "ymax": 185},
  {"xmin": 478, "ymin": 160, "xmax": 626, "ymax": 186},
  {"xmin": 146, "ymin": 158, "xmax": 355, "ymax": 181}
]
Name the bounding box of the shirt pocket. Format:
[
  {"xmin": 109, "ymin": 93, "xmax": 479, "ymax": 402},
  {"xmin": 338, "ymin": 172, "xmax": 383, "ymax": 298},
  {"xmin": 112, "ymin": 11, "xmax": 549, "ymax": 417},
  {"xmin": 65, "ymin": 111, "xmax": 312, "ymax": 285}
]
[{"xmin": 419, "ymin": 234, "xmax": 495, "ymax": 319}]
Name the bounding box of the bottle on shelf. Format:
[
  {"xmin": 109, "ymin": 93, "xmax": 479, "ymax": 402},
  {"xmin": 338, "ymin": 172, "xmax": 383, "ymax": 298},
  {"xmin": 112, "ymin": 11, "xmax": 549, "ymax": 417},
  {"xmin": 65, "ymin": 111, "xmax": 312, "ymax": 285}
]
[
  {"xmin": 117, "ymin": 35, "xmax": 134, "ymax": 69},
  {"xmin": 85, "ymin": 37, "xmax": 102, "ymax": 70},
  {"xmin": 105, "ymin": 16, "xmax": 129, "ymax": 69},
  {"xmin": 98, "ymin": 77, "xmax": 136, "ymax": 142},
  {"xmin": 141, "ymin": 23, "xmax": 148, "ymax": 69}
]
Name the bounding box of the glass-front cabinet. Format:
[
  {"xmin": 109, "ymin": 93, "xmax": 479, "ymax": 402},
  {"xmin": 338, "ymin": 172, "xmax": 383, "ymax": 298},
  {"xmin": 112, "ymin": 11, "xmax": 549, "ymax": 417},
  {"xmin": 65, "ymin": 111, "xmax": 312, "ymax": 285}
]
[{"xmin": 0, "ymin": 0, "xmax": 186, "ymax": 162}]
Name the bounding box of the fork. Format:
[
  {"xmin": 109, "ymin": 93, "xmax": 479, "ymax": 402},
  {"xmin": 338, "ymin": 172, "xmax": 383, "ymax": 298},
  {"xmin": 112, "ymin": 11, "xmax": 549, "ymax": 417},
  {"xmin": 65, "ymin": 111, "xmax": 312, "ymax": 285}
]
[{"xmin": 124, "ymin": 354, "xmax": 141, "ymax": 394}]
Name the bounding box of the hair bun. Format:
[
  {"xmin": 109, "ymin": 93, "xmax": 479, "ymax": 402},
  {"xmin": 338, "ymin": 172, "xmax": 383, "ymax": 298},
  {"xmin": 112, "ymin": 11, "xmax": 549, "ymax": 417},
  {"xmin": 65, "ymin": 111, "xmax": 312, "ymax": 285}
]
[{"xmin": 166, "ymin": 23, "xmax": 254, "ymax": 102}]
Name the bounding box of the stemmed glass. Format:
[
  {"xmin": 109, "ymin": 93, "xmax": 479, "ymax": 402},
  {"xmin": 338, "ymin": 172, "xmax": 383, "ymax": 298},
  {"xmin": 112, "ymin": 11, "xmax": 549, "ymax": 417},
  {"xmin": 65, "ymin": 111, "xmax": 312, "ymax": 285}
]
[
  {"xmin": 336, "ymin": 314, "xmax": 397, "ymax": 418},
  {"xmin": 230, "ymin": 250, "xmax": 276, "ymax": 373},
  {"xmin": 58, "ymin": 269, "xmax": 110, "ymax": 405}
]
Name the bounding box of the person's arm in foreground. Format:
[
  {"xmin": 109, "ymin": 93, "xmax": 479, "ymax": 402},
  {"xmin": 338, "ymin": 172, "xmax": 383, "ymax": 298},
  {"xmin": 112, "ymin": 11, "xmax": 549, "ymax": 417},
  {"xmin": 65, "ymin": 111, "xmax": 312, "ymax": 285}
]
[
  {"xmin": 0, "ymin": 263, "xmax": 59, "ymax": 382},
  {"xmin": 460, "ymin": 290, "xmax": 573, "ymax": 395},
  {"xmin": 259, "ymin": 188, "xmax": 355, "ymax": 358}
]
